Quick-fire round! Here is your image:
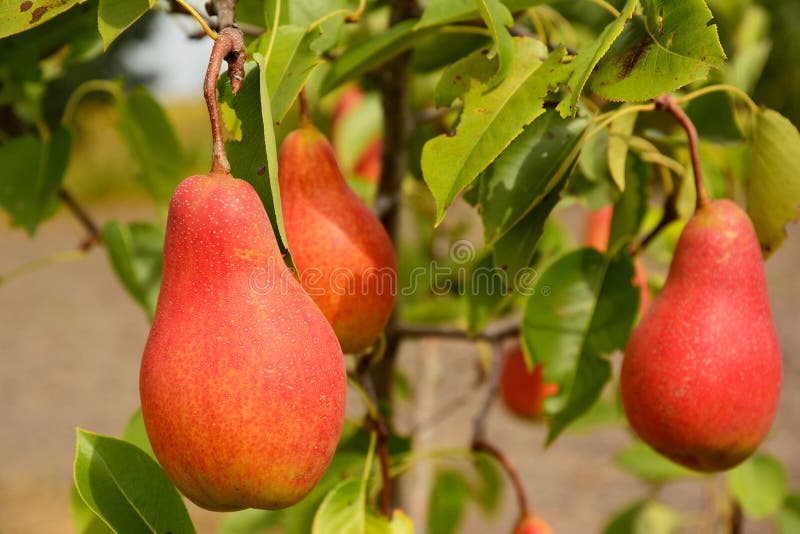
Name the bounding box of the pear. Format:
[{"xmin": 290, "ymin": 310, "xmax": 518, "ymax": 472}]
[
  {"xmin": 500, "ymin": 345, "xmax": 559, "ymax": 420},
  {"xmin": 140, "ymin": 173, "xmax": 347, "ymax": 511},
  {"xmin": 621, "ymin": 199, "xmax": 782, "ymax": 471},
  {"xmin": 513, "ymin": 513, "xmax": 554, "ymax": 534},
  {"xmin": 585, "ymin": 205, "xmax": 652, "ymax": 314},
  {"xmin": 279, "ymin": 122, "xmax": 397, "ymax": 353}
]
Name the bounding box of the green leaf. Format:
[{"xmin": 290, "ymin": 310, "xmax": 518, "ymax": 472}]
[
  {"xmin": 427, "ymin": 470, "xmax": 470, "ymax": 534},
  {"xmin": 312, "ymin": 479, "xmax": 365, "ymax": 534},
  {"xmin": 116, "ymin": 86, "xmax": 184, "ymax": 206},
  {"xmin": 466, "ymin": 252, "xmax": 513, "ymax": 334},
  {"xmin": 121, "ymin": 408, "xmax": 155, "ymax": 460},
  {"xmin": 255, "ymin": 25, "xmax": 323, "ymax": 124},
  {"xmin": 0, "ymin": 0, "xmax": 88, "ymax": 38},
  {"xmin": 98, "ymin": 0, "xmax": 156, "ymax": 50},
  {"xmin": 615, "ymin": 441, "xmax": 696, "ymax": 483},
  {"xmin": 776, "ymin": 494, "xmax": 800, "ymax": 534},
  {"xmin": 684, "ymin": 92, "xmax": 744, "ymax": 143},
  {"xmin": 473, "ymin": 0, "xmax": 513, "ymax": 88},
  {"xmin": 608, "ymin": 110, "xmax": 638, "ymax": 190},
  {"xmin": 728, "ymin": 453, "xmax": 789, "ymax": 519},
  {"xmin": 0, "ymin": 125, "xmax": 71, "ymax": 235},
  {"xmin": 591, "ymin": 0, "xmax": 726, "ymax": 101},
  {"xmin": 491, "ymin": 178, "xmax": 567, "ymax": 284},
  {"xmin": 221, "ymin": 66, "xmax": 279, "ymax": 234},
  {"xmin": 603, "ymin": 500, "xmax": 682, "ymax": 534},
  {"xmin": 471, "ymin": 455, "xmax": 503, "ymax": 516},
  {"xmin": 608, "ymin": 154, "xmax": 650, "ymax": 251},
  {"xmin": 480, "ymin": 110, "xmax": 587, "ymax": 243},
  {"xmin": 102, "ymin": 221, "xmax": 164, "ymax": 320},
  {"xmin": 422, "ymin": 39, "xmax": 571, "ymax": 224},
  {"xmin": 747, "ymin": 108, "xmax": 800, "ymax": 256},
  {"xmin": 254, "ymin": 47, "xmax": 289, "ymax": 252},
  {"xmin": 365, "ymin": 510, "xmax": 415, "ymax": 534},
  {"xmin": 71, "ymin": 484, "xmax": 114, "ymax": 534},
  {"xmin": 556, "ymin": 0, "xmax": 637, "ymax": 116},
  {"xmin": 416, "ymin": 0, "xmax": 541, "ymax": 29},
  {"xmin": 321, "ymin": 20, "xmax": 438, "ymax": 94},
  {"xmin": 522, "ymin": 249, "xmax": 638, "ymax": 443},
  {"xmin": 218, "ymin": 508, "xmax": 283, "ymax": 534},
  {"xmin": 74, "ymin": 428, "xmax": 195, "ymax": 534}
]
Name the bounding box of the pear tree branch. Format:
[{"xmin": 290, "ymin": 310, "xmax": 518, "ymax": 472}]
[
  {"xmin": 470, "ymin": 345, "xmax": 531, "ymax": 521},
  {"xmin": 59, "ymin": 189, "xmax": 102, "ymax": 250}
]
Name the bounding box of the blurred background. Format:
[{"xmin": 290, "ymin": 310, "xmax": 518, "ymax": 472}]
[{"xmin": 2, "ymin": 0, "xmax": 800, "ymax": 532}]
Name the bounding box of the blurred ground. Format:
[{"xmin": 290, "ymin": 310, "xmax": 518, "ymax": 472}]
[{"xmin": 1, "ymin": 201, "xmax": 799, "ymax": 534}]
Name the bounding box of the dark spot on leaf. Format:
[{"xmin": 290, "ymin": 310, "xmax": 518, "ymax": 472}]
[
  {"xmin": 257, "ymin": 165, "xmax": 266, "ymax": 176},
  {"xmin": 454, "ymin": 75, "xmax": 462, "ymax": 81},
  {"xmin": 481, "ymin": 49, "xmax": 490, "ymax": 55},
  {"xmin": 546, "ymin": 131, "xmax": 555, "ymax": 139},
  {"xmin": 617, "ymin": 38, "xmax": 652, "ymax": 79},
  {"xmin": 19, "ymin": 1, "xmax": 32, "ymax": 12},
  {"xmin": 30, "ymin": 5, "xmax": 48, "ymax": 23},
  {"xmin": 500, "ymin": 264, "xmax": 508, "ymax": 270}
]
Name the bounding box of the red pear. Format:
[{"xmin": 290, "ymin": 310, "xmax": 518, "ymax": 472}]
[
  {"xmin": 140, "ymin": 173, "xmax": 346, "ymax": 510},
  {"xmin": 621, "ymin": 199, "xmax": 782, "ymax": 471},
  {"xmin": 331, "ymin": 85, "xmax": 383, "ymax": 185},
  {"xmin": 500, "ymin": 345, "xmax": 559, "ymax": 420},
  {"xmin": 513, "ymin": 513, "xmax": 554, "ymax": 534},
  {"xmin": 585, "ymin": 205, "xmax": 652, "ymax": 314},
  {"xmin": 279, "ymin": 122, "xmax": 397, "ymax": 353}
]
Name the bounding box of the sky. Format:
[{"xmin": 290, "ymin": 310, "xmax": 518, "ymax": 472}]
[{"xmin": 121, "ymin": 8, "xmax": 216, "ymax": 100}]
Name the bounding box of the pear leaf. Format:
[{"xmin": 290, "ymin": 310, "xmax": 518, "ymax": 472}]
[
  {"xmin": 98, "ymin": 0, "xmax": 157, "ymax": 49},
  {"xmin": 473, "ymin": 0, "xmax": 514, "ymax": 88},
  {"xmin": 522, "ymin": 249, "xmax": 638, "ymax": 443},
  {"xmin": 312, "ymin": 479, "xmax": 365, "ymax": 534},
  {"xmin": 747, "ymin": 108, "xmax": 800, "ymax": 256},
  {"xmin": 728, "ymin": 453, "xmax": 789, "ymax": 519},
  {"xmin": 0, "ymin": 0, "xmax": 88, "ymax": 38},
  {"xmin": 556, "ymin": 0, "xmax": 637, "ymax": 117},
  {"xmin": 591, "ymin": 0, "xmax": 726, "ymax": 101},
  {"xmin": 422, "ymin": 40, "xmax": 572, "ymax": 224},
  {"xmin": 74, "ymin": 428, "xmax": 195, "ymax": 534}
]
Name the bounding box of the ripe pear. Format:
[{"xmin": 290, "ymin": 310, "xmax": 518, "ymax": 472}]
[
  {"xmin": 331, "ymin": 85, "xmax": 383, "ymax": 185},
  {"xmin": 500, "ymin": 345, "xmax": 559, "ymax": 420},
  {"xmin": 279, "ymin": 122, "xmax": 397, "ymax": 353},
  {"xmin": 621, "ymin": 199, "xmax": 782, "ymax": 471},
  {"xmin": 585, "ymin": 205, "xmax": 652, "ymax": 314},
  {"xmin": 140, "ymin": 173, "xmax": 347, "ymax": 511},
  {"xmin": 513, "ymin": 513, "xmax": 554, "ymax": 534}
]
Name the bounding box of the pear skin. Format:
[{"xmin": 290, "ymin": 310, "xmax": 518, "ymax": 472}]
[
  {"xmin": 514, "ymin": 514, "xmax": 554, "ymax": 534},
  {"xmin": 621, "ymin": 199, "xmax": 782, "ymax": 471},
  {"xmin": 500, "ymin": 345, "xmax": 559, "ymax": 420},
  {"xmin": 279, "ymin": 124, "xmax": 397, "ymax": 353},
  {"xmin": 140, "ymin": 173, "xmax": 346, "ymax": 510}
]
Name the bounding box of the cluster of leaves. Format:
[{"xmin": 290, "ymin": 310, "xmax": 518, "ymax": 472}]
[{"xmin": 3, "ymin": 0, "xmax": 800, "ymax": 533}]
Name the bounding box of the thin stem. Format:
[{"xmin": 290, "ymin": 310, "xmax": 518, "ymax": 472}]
[
  {"xmin": 173, "ymin": 0, "xmax": 218, "ymax": 39},
  {"xmin": 307, "ymin": 0, "xmax": 366, "ymax": 30},
  {"xmin": 674, "ymin": 84, "xmax": 759, "ymax": 115},
  {"xmin": 589, "ymin": 0, "xmax": 620, "ymax": 17},
  {"xmin": 0, "ymin": 250, "xmax": 86, "ymax": 286},
  {"xmin": 527, "ymin": 8, "xmax": 548, "ymax": 47},
  {"xmin": 654, "ymin": 94, "xmax": 710, "ymax": 211},
  {"xmin": 729, "ymin": 497, "xmax": 743, "ymax": 534},
  {"xmin": 473, "ymin": 438, "xmax": 529, "ymax": 520},
  {"xmin": 211, "ymin": 0, "xmax": 237, "ymax": 30},
  {"xmin": 59, "ymin": 190, "xmax": 102, "ymax": 250},
  {"xmin": 204, "ymin": 26, "xmax": 245, "ymax": 175},
  {"xmin": 354, "ymin": 350, "xmax": 393, "ymax": 519}
]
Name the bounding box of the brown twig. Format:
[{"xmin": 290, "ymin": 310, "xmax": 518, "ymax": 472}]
[
  {"xmin": 204, "ymin": 26, "xmax": 245, "ymax": 175},
  {"xmin": 209, "ymin": 0, "xmax": 236, "ymax": 30},
  {"xmin": 729, "ymin": 497, "xmax": 743, "ymax": 534},
  {"xmin": 356, "ymin": 352, "xmax": 393, "ymax": 519},
  {"xmin": 654, "ymin": 94, "xmax": 710, "ymax": 211},
  {"xmin": 169, "ymin": 0, "xmax": 263, "ymax": 37},
  {"xmin": 470, "ymin": 345, "xmax": 530, "ymax": 519},
  {"xmin": 58, "ymin": 189, "xmax": 102, "ymax": 251},
  {"xmin": 394, "ymin": 321, "xmax": 520, "ymax": 343}
]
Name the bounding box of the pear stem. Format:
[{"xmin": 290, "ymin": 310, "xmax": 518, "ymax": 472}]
[
  {"xmin": 298, "ymin": 87, "xmax": 310, "ymax": 125},
  {"xmin": 654, "ymin": 94, "xmax": 710, "ymax": 211},
  {"xmin": 59, "ymin": 189, "xmax": 102, "ymax": 250},
  {"xmin": 204, "ymin": 26, "xmax": 245, "ymax": 175}
]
